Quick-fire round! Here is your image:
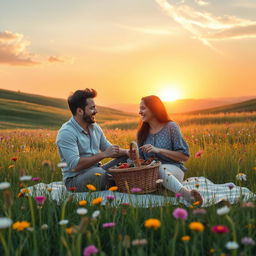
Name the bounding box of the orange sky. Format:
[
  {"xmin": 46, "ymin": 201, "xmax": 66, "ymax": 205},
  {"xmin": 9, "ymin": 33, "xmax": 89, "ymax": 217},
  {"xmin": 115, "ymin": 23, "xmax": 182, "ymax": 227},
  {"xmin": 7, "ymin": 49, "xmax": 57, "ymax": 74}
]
[{"xmin": 0, "ymin": 0, "xmax": 256, "ymax": 105}]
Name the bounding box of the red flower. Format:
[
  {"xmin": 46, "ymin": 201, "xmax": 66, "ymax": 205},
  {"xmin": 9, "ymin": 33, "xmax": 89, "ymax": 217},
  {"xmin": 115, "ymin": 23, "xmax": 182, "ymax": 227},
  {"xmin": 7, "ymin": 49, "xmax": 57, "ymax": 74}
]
[
  {"xmin": 195, "ymin": 150, "xmax": 203, "ymax": 158},
  {"xmin": 211, "ymin": 225, "xmax": 229, "ymax": 234},
  {"xmin": 68, "ymin": 187, "xmax": 77, "ymax": 192},
  {"xmin": 11, "ymin": 157, "xmax": 18, "ymax": 161}
]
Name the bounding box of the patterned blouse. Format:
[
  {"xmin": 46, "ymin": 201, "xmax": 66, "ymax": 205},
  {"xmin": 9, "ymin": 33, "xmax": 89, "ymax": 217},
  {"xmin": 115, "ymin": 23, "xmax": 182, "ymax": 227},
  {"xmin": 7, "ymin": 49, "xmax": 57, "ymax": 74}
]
[{"xmin": 139, "ymin": 121, "xmax": 189, "ymax": 172}]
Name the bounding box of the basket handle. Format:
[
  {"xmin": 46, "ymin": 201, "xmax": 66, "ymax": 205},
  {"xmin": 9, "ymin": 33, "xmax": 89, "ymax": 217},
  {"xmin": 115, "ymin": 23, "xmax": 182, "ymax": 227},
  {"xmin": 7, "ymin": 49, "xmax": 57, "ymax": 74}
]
[{"xmin": 129, "ymin": 141, "xmax": 141, "ymax": 167}]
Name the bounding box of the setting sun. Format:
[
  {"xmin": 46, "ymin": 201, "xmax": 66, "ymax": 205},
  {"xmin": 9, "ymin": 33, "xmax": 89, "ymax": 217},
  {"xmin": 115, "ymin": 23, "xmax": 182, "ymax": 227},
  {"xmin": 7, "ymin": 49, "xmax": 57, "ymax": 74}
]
[{"xmin": 158, "ymin": 86, "xmax": 182, "ymax": 102}]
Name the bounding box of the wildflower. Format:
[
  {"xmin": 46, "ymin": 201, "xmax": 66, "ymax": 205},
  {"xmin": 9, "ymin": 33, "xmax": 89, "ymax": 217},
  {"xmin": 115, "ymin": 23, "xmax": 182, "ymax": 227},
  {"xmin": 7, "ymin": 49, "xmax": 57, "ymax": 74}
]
[
  {"xmin": 236, "ymin": 173, "xmax": 247, "ymax": 181},
  {"xmin": 188, "ymin": 222, "xmax": 204, "ymax": 232},
  {"xmin": 211, "ymin": 225, "xmax": 229, "ymax": 234},
  {"xmin": 172, "ymin": 208, "xmax": 188, "ymax": 220},
  {"xmin": 76, "ymin": 208, "xmax": 88, "ymax": 215},
  {"xmin": 12, "ymin": 221, "xmax": 30, "ymax": 231},
  {"xmin": 57, "ymin": 162, "xmax": 68, "ymax": 168},
  {"xmin": 132, "ymin": 239, "xmax": 148, "ymax": 246},
  {"xmin": 0, "ymin": 217, "xmax": 13, "ymax": 229},
  {"xmin": 68, "ymin": 187, "xmax": 77, "ymax": 192},
  {"xmin": 217, "ymin": 206, "xmax": 230, "ymax": 215},
  {"xmin": 175, "ymin": 193, "xmax": 183, "ymax": 198},
  {"xmin": 227, "ymin": 184, "xmax": 234, "ymax": 190},
  {"xmin": 193, "ymin": 201, "xmax": 201, "ymax": 206},
  {"xmin": 86, "ymin": 184, "xmax": 97, "ymax": 191},
  {"xmin": 11, "ymin": 157, "xmax": 18, "ymax": 161},
  {"xmin": 42, "ymin": 160, "xmax": 52, "ymax": 167},
  {"xmin": 0, "ymin": 182, "xmax": 10, "ymax": 190},
  {"xmin": 195, "ymin": 150, "xmax": 203, "ymax": 158},
  {"xmin": 32, "ymin": 177, "xmax": 41, "ymax": 182},
  {"xmin": 95, "ymin": 173, "xmax": 102, "ymax": 176},
  {"xmin": 79, "ymin": 200, "xmax": 87, "ymax": 206},
  {"xmin": 241, "ymin": 202, "xmax": 255, "ymax": 208},
  {"xmin": 21, "ymin": 188, "xmax": 30, "ymax": 194},
  {"xmin": 8, "ymin": 165, "xmax": 15, "ymax": 168},
  {"xmin": 144, "ymin": 218, "xmax": 161, "ymax": 229},
  {"xmin": 156, "ymin": 179, "xmax": 163, "ymax": 184},
  {"xmin": 121, "ymin": 203, "xmax": 130, "ymax": 206},
  {"xmin": 131, "ymin": 187, "xmax": 142, "ymax": 193},
  {"xmin": 181, "ymin": 235, "xmax": 191, "ymax": 241},
  {"xmin": 225, "ymin": 241, "xmax": 239, "ymax": 250},
  {"xmin": 192, "ymin": 209, "xmax": 207, "ymax": 215},
  {"xmin": 209, "ymin": 248, "xmax": 215, "ymax": 253},
  {"xmin": 34, "ymin": 196, "xmax": 46, "ymax": 206},
  {"xmin": 83, "ymin": 245, "xmax": 99, "ymax": 256},
  {"xmin": 19, "ymin": 175, "xmax": 32, "ymax": 181},
  {"xmin": 92, "ymin": 210, "xmax": 100, "ymax": 219},
  {"xmin": 241, "ymin": 237, "xmax": 255, "ymax": 246},
  {"xmin": 195, "ymin": 184, "xmax": 200, "ymax": 189},
  {"xmin": 102, "ymin": 222, "xmax": 116, "ymax": 228},
  {"xmin": 108, "ymin": 186, "xmax": 118, "ymax": 191},
  {"xmin": 47, "ymin": 187, "xmax": 52, "ymax": 192},
  {"xmin": 59, "ymin": 219, "xmax": 69, "ymax": 225},
  {"xmin": 66, "ymin": 227, "xmax": 73, "ymax": 234},
  {"xmin": 106, "ymin": 195, "xmax": 115, "ymax": 201},
  {"xmin": 41, "ymin": 224, "xmax": 48, "ymax": 230},
  {"xmin": 91, "ymin": 197, "xmax": 103, "ymax": 205}
]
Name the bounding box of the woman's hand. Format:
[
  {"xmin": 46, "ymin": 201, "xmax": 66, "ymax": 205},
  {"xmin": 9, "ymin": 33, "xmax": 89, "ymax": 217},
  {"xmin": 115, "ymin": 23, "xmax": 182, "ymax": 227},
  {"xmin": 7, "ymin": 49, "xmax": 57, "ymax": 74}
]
[{"xmin": 140, "ymin": 144, "xmax": 160, "ymax": 154}]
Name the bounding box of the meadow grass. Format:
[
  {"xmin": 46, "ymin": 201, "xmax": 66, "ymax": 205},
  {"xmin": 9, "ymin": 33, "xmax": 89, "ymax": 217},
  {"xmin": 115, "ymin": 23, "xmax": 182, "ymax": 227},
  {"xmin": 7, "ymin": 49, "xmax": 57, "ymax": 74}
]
[{"xmin": 0, "ymin": 122, "xmax": 256, "ymax": 255}]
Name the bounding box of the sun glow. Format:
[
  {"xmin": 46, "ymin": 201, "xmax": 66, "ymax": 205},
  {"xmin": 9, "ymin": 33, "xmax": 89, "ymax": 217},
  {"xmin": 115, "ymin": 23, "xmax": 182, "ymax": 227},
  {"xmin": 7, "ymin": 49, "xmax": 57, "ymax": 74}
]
[{"xmin": 158, "ymin": 86, "xmax": 182, "ymax": 102}]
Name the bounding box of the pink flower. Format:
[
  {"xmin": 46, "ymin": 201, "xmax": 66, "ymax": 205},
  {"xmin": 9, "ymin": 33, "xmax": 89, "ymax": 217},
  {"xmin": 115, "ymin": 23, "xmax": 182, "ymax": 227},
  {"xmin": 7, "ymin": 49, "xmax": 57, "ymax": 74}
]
[
  {"xmin": 106, "ymin": 195, "xmax": 115, "ymax": 201},
  {"xmin": 175, "ymin": 193, "xmax": 183, "ymax": 198},
  {"xmin": 32, "ymin": 177, "xmax": 41, "ymax": 182},
  {"xmin": 172, "ymin": 208, "xmax": 188, "ymax": 220},
  {"xmin": 192, "ymin": 209, "xmax": 207, "ymax": 215},
  {"xmin": 131, "ymin": 187, "xmax": 142, "ymax": 193},
  {"xmin": 102, "ymin": 222, "xmax": 116, "ymax": 228},
  {"xmin": 83, "ymin": 245, "xmax": 99, "ymax": 256},
  {"xmin": 211, "ymin": 225, "xmax": 229, "ymax": 234},
  {"xmin": 34, "ymin": 196, "xmax": 46, "ymax": 205},
  {"xmin": 195, "ymin": 150, "xmax": 203, "ymax": 158}
]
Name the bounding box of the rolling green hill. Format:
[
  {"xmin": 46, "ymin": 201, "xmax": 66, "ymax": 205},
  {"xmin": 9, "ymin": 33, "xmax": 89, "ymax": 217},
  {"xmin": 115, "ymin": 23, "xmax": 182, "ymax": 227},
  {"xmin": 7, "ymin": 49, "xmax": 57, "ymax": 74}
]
[
  {"xmin": 185, "ymin": 98, "xmax": 256, "ymax": 115},
  {"xmin": 0, "ymin": 89, "xmax": 136, "ymax": 129}
]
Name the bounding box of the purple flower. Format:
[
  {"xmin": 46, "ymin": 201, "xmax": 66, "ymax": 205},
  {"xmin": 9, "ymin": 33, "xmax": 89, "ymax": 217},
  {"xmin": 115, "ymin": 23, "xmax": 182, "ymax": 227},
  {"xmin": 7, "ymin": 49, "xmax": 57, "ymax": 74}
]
[
  {"xmin": 83, "ymin": 245, "xmax": 99, "ymax": 256},
  {"xmin": 131, "ymin": 187, "xmax": 142, "ymax": 193},
  {"xmin": 32, "ymin": 177, "xmax": 41, "ymax": 182},
  {"xmin": 102, "ymin": 222, "xmax": 116, "ymax": 228},
  {"xmin": 172, "ymin": 208, "xmax": 188, "ymax": 220},
  {"xmin": 175, "ymin": 193, "xmax": 183, "ymax": 198},
  {"xmin": 192, "ymin": 209, "xmax": 207, "ymax": 215},
  {"xmin": 106, "ymin": 195, "xmax": 115, "ymax": 201},
  {"xmin": 241, "ymin": 237, "xmax": 255, "ymax": 246},
  {"xmin": 227, "ymin": 184, "xmax": 234, "ymax": 190},
  {"xmin": 34, "ymin": 196, "xmax": 46, "ymax": 205}
]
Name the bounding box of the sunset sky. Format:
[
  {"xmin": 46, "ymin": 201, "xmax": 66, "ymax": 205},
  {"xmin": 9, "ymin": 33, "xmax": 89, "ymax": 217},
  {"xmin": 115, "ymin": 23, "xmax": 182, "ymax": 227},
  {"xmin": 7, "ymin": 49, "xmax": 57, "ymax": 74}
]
[{"xmin": 1, "ymin": 0, "xmax": 256, "ymax": 106}]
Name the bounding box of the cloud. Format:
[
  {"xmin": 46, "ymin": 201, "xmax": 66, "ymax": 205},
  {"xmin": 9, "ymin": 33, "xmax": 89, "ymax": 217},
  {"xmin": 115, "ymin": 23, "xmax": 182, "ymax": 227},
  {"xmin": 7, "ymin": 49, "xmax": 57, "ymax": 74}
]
[
  {"xmin": 48, "ymin": 56, "xmax": 64, "ymax": 63},
  {"xmin": 0, "ymin": 31, "xmax": 39, "ymax": 66},
  {"xmin": 194, "ymin": 0, "xmax": 209, "ymax": 6},
  {"xmin": 155, "ymin": 0, "xmax": 256, "ymax": 50}
]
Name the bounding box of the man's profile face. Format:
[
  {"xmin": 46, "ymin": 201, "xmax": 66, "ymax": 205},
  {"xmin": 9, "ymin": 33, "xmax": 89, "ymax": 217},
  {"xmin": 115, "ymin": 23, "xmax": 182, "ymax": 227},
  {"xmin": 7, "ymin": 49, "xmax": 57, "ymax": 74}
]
[{"xmin": 82, "ymin": 98, "xmax": 97, "ymax": 124}]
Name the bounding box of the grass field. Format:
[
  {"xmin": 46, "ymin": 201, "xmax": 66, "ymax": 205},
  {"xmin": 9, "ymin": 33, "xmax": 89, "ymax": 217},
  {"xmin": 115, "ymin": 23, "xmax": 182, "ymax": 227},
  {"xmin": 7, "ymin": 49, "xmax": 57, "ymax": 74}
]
[{"xmin": 0, "ymin": 120, "xmax": 256, "ymax": 255}]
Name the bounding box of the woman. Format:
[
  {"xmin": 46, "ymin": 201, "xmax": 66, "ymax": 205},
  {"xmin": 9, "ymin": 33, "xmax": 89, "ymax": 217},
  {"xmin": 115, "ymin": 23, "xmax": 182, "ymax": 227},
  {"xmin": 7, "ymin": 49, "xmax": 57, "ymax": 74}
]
[{"xmin": 137, "ymin": 95, "xmax": 203, "ymax": 204}]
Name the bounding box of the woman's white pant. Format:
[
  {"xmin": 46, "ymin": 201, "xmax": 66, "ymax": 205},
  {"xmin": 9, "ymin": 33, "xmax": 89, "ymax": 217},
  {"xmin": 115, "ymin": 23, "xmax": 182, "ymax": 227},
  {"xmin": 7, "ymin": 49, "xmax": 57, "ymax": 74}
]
[{"xmin": 159, "ymin": 164, "xmax": 185, "ymax": 193}]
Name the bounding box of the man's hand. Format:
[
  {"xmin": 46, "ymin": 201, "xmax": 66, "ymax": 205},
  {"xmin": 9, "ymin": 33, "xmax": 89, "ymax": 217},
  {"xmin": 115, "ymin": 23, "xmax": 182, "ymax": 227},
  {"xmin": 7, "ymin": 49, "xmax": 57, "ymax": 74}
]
[
  {"xmin": 104, "ymin": 145, "xmax": 120, "ymax": 158},
  {"xmin": 140, "ymin": 144, "xmax": 160, "ymax": 154}
]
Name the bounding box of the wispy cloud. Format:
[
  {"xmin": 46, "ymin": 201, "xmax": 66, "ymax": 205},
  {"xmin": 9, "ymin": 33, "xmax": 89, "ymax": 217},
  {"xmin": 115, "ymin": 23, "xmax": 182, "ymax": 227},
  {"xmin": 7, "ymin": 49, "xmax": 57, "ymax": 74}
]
[
  {"xmin": 155, "ymin": 0, "xmax": 256, "ymax": 50},
  {"xmin": 48, "ymin": 56, "xmax": 64, "ymax": 63},
  {"xmin": 194, "ymin": 0, "xmax": 209, "ymax": 6},
  {"xmin": 0, "ymin": 31, "xmax": 39, "ymax": 66}
]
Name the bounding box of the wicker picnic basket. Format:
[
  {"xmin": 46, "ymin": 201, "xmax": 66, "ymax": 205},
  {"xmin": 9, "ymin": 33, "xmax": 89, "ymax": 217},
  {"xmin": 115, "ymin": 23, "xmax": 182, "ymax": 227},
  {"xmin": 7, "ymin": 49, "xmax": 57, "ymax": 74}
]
[{"xmin": 108, "ymin": 141, "xmax": 160, "ymax": 193}]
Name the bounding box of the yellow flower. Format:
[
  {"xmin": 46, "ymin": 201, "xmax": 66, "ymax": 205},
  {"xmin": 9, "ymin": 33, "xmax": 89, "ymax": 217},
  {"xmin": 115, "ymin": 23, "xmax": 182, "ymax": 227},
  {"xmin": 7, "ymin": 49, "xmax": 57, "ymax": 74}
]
[
  {"xmin": 21, "ymin": 188, "xmax": 30, "ymax": 193},
  {"xmin": 79, "ymin": 200, "xmax": 87, "ymax": 206},
  {"xmin": 47, "ymin": 188, "xmax": 52, "ymax": 192},
  {"xmin": 12, "ymin": 221, "xmax": 30, "ymax": 231},
  {"xmin": 189, "ymin": 222, "xmax": 204, "ymax": 232},
  {"xmin": 209, "ymin": 248, "xmax": 215, "ymax": 253},
  {"xmin": 8, "ymin": 165, "xmax": 15, "ymax": 169},
  {"xmin": 66, "ymin": 227, "xmax": 73, "ymax": 234},
  {"xmin": 195, "ymin": 184, "xmax": 200, "ymax": 188},
  {"xmin": 181, "ymin": 235, "xmax": 191, "ymax": 241},
  {"xmin": 92, "ymin": 197, "xmax": 103, "ymax": 205},
  {"xmin": 86, "ymin": 184, "xmax": 97, "ymax": 191},
  {"xmin": 188, "ymin": 205, "xmax": 194, "ymax": 209},
  {"xmin": 108, "ymin": 186, "xmax": 118, "ymax": 191},
  {"xmin": 144, "ymin": 218, "xmax": 161, "ymax": 230},
  {"xmin": 95, "ymin": 173, "xmax": 102, "ymax": 176},
  {"xmin": 193, "ymin": 201, "xmax": 201, "ymax": 206}
]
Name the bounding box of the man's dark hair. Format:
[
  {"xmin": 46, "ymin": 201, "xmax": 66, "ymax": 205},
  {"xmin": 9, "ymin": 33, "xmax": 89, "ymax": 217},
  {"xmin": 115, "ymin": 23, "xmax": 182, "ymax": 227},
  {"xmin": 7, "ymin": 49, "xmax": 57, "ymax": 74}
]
[{"xmin": 68, "ymin": 88, "xmax": 97, "ymax": 115}]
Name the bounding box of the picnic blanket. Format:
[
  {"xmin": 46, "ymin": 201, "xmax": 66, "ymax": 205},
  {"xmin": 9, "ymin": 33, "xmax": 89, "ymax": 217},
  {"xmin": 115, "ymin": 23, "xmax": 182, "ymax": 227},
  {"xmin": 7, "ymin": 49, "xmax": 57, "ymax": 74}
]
[{"xmin": 27, "ymin": 177, "xmax": 255, "ymax": 207}]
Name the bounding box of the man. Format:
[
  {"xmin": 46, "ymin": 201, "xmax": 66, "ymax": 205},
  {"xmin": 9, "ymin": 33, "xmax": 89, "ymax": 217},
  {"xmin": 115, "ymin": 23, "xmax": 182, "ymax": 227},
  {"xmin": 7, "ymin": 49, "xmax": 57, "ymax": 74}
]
[{"xmin": 56, "ymin": 88, "xmax": 128, "ymax": 191}]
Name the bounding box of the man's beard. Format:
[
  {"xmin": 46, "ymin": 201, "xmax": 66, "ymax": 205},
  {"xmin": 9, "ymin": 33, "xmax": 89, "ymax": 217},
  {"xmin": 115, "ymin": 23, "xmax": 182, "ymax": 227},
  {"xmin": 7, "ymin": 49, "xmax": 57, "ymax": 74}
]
[{"xmin": 82, "ymin": 113, "xmax": 96, "ymax": 124}]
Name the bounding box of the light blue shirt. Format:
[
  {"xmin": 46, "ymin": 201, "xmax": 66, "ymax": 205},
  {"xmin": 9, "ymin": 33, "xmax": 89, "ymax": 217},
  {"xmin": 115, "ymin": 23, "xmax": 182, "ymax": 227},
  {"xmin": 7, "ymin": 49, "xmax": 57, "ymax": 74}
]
[
  {"xmin": 56, "ymin": 117, "xmax": 111, "ymax": 181},
  {"xmin": 139, "ymin": 121, "xmax": 189, "ymax": 172}
]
